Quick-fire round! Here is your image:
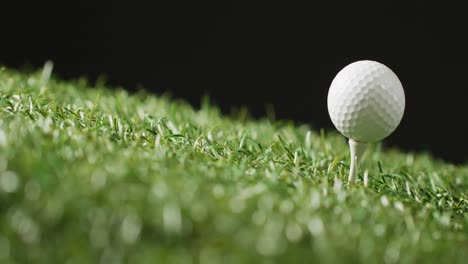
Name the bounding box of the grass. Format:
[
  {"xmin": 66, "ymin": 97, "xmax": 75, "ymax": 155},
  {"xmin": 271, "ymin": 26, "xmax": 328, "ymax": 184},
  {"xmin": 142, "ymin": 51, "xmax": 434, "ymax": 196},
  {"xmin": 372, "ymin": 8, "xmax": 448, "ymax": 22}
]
[{"xmin": 0, "ymin": 66, "xmax": 467, "ymax": 264}]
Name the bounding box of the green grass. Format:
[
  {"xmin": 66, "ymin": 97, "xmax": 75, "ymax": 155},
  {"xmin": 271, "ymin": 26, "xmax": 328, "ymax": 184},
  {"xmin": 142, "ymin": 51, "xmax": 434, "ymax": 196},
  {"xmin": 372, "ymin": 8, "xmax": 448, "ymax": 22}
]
[{"xmin": 0, "ymin": 66, "xmax": 467, "ymax": 264}]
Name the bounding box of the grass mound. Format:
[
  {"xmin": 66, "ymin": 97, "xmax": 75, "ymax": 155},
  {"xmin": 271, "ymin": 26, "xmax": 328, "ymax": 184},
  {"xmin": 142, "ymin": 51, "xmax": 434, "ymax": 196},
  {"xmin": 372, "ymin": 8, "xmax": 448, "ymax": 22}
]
[{"xmin": 0, "ymin": 67, "xmax": 467, "ymax": 263}]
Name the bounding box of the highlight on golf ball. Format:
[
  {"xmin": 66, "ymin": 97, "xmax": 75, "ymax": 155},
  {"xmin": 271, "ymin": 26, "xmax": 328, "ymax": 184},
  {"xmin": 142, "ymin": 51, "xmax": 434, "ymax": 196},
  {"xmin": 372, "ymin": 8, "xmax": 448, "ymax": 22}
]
[{"xmin": 327, "ymin": 60, "xmax": 405, "ymax": 143}]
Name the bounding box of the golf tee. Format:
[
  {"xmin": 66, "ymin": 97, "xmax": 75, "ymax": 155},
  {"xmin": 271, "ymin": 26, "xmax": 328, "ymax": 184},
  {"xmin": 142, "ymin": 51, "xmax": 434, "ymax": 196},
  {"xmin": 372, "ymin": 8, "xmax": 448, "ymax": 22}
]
[{"xmin": 348, "ymin": 139, "xmax": 367, "ymax": 182}]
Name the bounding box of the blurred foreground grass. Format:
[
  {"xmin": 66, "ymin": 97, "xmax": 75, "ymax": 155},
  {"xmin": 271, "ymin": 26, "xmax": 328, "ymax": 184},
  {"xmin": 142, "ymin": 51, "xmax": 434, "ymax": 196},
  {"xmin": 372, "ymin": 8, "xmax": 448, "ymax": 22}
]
[{"xmin": 0, "ymin": 67, "xmax": 467, "ymax": 263}]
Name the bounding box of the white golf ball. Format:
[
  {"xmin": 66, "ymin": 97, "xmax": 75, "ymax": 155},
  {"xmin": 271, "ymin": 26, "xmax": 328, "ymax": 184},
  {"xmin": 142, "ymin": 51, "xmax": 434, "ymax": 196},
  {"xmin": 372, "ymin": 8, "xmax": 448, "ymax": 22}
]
[{"xmin": 327, "ymin": 60, "xmax": 405, "ymax": 143}]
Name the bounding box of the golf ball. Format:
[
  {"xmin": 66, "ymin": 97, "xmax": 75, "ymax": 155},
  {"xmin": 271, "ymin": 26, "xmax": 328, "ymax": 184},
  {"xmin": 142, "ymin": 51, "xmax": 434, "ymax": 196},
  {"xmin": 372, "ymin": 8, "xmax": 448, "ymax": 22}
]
[{"xmin": 327, "ymin": 60, "xmax": 405, "ymax": 143}]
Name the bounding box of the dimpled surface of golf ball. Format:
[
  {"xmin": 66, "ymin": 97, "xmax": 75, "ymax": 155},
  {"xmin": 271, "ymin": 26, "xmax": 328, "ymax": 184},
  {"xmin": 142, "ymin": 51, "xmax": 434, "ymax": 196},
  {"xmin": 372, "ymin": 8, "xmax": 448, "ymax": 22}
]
[{"xmin": 327, "ymin": 60, "xmax": 405, "ymax": 143}]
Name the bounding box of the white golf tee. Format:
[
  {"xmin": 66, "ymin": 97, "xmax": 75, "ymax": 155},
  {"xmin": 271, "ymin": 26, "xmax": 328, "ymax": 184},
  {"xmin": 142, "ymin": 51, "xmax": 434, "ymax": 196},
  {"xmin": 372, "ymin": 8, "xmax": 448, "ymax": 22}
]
[{"xmin": 348, "ymin": 139, "xmax": 367, "ymax": 182}]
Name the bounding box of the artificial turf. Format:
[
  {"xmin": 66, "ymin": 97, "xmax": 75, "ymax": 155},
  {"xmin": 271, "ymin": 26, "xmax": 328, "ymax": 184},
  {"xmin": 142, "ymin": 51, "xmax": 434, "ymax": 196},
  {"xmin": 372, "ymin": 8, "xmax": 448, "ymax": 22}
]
[{"xmin": 0, "ymin": 66, "xmax": 467, "ymax": 263}]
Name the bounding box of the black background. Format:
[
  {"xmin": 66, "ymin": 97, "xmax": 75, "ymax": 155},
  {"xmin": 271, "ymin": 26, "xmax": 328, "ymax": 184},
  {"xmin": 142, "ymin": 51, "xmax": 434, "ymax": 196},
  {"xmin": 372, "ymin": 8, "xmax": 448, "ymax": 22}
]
[{"xmin": 2, "ymin": 1, "xmax": 467, "ymax": 163}]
